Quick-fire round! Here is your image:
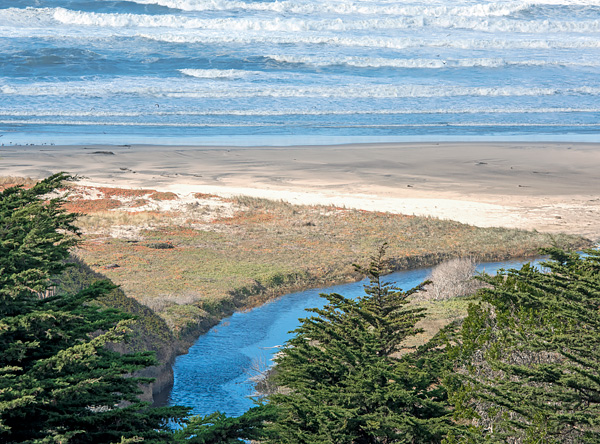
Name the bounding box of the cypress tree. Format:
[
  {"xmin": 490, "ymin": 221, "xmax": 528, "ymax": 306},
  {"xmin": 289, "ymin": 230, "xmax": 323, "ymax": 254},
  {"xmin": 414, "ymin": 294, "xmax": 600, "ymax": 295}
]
[
  {"xmin": 265, "ymin": 245, "xmax": 460, "ymax": 443},
  {"xmin": 172, "ymin": 404, "xmax": 278, "ymax": 443},
  {"xmin": 445, "ymin": 248, "xmax": 600, "ymax": 443},
  {"xmin": 0, "ymin": 174, "xmax": 189, "ymax": 443}
]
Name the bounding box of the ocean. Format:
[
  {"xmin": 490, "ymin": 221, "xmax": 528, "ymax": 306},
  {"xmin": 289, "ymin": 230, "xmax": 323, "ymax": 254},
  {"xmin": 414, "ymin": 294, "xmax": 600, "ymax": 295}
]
[{"xmin": 1, "ymin": 0, "xmax": 599, "ymax": 145}]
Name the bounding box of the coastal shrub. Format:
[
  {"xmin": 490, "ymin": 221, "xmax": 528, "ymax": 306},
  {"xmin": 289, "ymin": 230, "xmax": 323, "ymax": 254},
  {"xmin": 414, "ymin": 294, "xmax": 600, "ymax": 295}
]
[
  {"xmin": 418, "ymin": 257, "xmax": 486, "ymax": 301},
  {"xmin": 147, "ymin": 241, "xmax": 175, "ymax": 249},
  {"xmin": 246, "ymin": 356, "xmax": 280, "ymax": 397},
  {"xmin": 75, "ymin": 210, "xmax": 167, "ymax": 239},
  {"xmin": 149, "ymin": 191, "xmax": 178, "ymax": 201},
  {"xmin": 231, "ymin": 195, "xmax": 295, "ymax": 212},
  {"xmin": 266, "ymin": 272, "xmax": 286, "ymax": 287}
]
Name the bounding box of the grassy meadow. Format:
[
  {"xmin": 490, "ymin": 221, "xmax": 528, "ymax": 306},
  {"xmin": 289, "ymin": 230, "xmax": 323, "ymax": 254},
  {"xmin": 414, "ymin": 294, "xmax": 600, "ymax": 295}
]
[{"xmin": 34, "ymin": 181, "xmax": 585, "ymax": 339}]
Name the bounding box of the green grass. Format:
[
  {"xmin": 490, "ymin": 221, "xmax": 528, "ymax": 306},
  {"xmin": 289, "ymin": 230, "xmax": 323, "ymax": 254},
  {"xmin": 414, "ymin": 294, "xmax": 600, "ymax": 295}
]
[{"xmin": 402, "ymin": 297, "xmax": 473, "ymax": 350}]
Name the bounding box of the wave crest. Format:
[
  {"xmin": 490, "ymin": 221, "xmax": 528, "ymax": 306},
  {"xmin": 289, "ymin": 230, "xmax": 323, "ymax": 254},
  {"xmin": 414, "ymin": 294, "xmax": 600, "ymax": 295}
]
[
  {"xmin": 120, "ymin": 0, "xmax": 534, "ymax": 17},
  {"xmin": 1, "ymin": 7, "xmax": 597, "ymax": 34}
]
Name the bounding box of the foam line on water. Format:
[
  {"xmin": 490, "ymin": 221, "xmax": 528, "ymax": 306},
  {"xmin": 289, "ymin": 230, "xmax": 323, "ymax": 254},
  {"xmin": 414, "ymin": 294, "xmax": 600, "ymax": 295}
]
[
  {"xmin": 2, "ymin": 78, "xmax": 599, "ymax": 98},
  {"xmin": 118, "ymin": 0, "xmax": 535, "ymax": 17},
  {"xmin": 1, "ymin": 119, "xmax": 598, "ymax": 128},
  {"xmin": 178, "ymin": 69, "xmax": 257, "ymax": 79},
  {"xmin": 2, "ymin": 107, "xmax": 599, "ymax": 117},
  {"xmin": 140, "ymin": 32, "xmax": 600, "ymax": 50},
  {"xmin": 266, "ymin": 54, "xmax": 600, "ymax": 68},
  {"xmin": 48, "ymin": 8, "xmax": 600, "ymax": 34},
  {"xmin": 122, "ymin": 0, "xmax": 600, "ymax": 14}
]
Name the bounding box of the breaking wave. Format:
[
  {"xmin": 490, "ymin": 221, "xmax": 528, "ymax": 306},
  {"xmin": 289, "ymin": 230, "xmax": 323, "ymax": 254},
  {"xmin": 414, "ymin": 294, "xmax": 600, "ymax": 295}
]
[
  {"xmin": 2, "ymin": 107, "xmax": 599, "ymax": 117},
  {"xmin": 140, "ymin": 32, "xmax": 600, "ymax": 50},
  {"xmin": 120, "ymin": 0, "xmax": 534, "ymax": 17},
  {"xmin": 2, "ymin": 7, "xmax": 599, "ymax": 34}
]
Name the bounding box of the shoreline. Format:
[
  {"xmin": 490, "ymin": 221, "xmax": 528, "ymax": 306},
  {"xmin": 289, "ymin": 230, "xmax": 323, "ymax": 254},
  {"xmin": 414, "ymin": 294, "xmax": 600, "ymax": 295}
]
[
  {"xmin": 4, "ymin": 135, "xmax": 600, "ymax": 149},
  {"xmin": 2, "ymin": 141, "xmax": 599, "ymax": 240}
]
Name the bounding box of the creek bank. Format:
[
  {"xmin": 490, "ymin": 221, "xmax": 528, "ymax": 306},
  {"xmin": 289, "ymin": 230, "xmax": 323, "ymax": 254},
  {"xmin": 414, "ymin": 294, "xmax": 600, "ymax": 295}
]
[
  {"xmin": 167, "ymin": 253, "xmax": 577, "ymax": 417},
  {"xmin": 55, "ymin": 257, "xmax": 185, "ymax": 403},
  {"xmin": 152, "ymin": 244, "xmax": 593, "ymax": 405},
  {"xmin": 62, "ymin": 238, "xmax": 592, "ymax": 404}
]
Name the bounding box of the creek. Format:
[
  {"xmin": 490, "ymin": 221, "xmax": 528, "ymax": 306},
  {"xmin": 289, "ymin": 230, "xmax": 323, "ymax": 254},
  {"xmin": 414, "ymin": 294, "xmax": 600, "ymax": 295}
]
[{"xmin": 167, "ymin": 257, "xmax": 542, "ymax": 417}]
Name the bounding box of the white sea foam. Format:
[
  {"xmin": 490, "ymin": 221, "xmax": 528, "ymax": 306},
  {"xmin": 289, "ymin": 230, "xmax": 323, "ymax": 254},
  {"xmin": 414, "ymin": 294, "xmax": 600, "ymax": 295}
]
[
  {"xmin": 0, "ymin": 119, "xmax": 274, "ymax": 127},
  {"xmin": 120, "ymin": 0, "xmax": 534, "ymax": 17},
  {"xmin": 3, "ymin": 78, "xmax": 599, "ymax": 98},
  {"xmin": 178, "ymin": 69, "xmax": 307, "ymax": 81},
  {"xmin": 1, "ymin": 119, "xmax": 598, "ymax": 128},
  {"xmin": 140, "ymin": 32, "xmax": 600, "ymax": 50},
  {"xmin": 527, "ymin": 0, "xmax": 600, "ymax": 4},
  {"xmin": 1, "ymin": 107, "xmax": 599, "ymax": 117},
  {"xmin": 179, "ymin": 69, "xmax": 255, "ymax": 78},
  {"xmin": 52, "ymin": 8, "xmax": 600, "ymax": 33},
  {"xmin": 267, "ymin": 54, "xmax": 600, "ymax": 68},
  {"xmin": 0, "ymin": 7, "xmax": 55, "ymax": 27},
  {"xmin": 1, "ymin": 7, "xmax": 596, "ymax": 34},
  {"xmin": 159, "ymin": 85, "xmax": 600, "ymax": 98}
]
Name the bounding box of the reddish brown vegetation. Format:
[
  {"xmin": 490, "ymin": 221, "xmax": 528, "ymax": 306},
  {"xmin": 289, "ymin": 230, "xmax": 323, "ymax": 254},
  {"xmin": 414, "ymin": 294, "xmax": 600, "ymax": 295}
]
[
  {"xmin": 62, "ymin": 198, "xmax": 122, "ymax": 214},
  {"xmin": 149, "ymin": 191, "xmax": 178, "ymax": 201}
]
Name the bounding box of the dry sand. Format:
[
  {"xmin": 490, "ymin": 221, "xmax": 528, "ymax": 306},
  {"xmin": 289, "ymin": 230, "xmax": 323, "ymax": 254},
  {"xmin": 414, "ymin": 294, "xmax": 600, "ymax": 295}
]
[{"xmin": 2, "ymin": 142, "xmax": 599, "ymax": 240}]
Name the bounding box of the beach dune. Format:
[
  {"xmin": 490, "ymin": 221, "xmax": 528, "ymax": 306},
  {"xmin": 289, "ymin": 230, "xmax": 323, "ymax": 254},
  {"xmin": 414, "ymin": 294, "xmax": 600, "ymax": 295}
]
[{"xmin": 2, "ymin": 142, "xmax": 599, "ymax": 240}]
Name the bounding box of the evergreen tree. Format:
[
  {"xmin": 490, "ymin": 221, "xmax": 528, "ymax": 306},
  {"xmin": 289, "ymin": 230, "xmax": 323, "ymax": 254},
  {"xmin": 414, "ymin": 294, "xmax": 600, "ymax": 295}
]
[
  {"xmin": 0, "ymin": 174, "xmax": 189, "ymax": 443},
  {"xmin": 172, "ymin": 404, "xmax": 278, "ymax": 443},
  {"xmin": 265, "ymin": 245, "xmax": 461, "ymax": 443},
  {"xmin": 445, "ymin": 248, "xmax": 600, "ymax": 443}
]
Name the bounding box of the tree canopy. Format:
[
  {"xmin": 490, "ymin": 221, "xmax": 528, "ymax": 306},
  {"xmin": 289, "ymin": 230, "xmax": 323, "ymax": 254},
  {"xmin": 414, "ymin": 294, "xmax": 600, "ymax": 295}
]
[
  {"xmin": 265, "ymin": 245, "xmax": 461, "ymax": 443},
  {"xmin": 0, "ymin": 173, "xmax": 189, "ymax": 443},
  {"xmin": 445, "ymin": 248, "xmax": 600, "ymax": 443}
]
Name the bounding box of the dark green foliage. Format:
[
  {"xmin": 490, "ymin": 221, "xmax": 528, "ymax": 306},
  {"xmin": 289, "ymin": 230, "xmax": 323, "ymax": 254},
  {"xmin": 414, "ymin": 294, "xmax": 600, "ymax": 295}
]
[
  {"xmin": 0, "ymin": 174, "xmax": 189, "ymax": 443},
  {"xmin": 445, "ymin": 248, "xmax": 600, "ymax": 443},
  {"xmin": 0, "ymin": 173, "xmax": 79, "ymax": 313},
  {"xmin": 173, "ymin": 404, "xmax": 278, "ymax": 443},
  {"xmin": 265, "ymin": 244, "xmax": 461, "ymax": 443}
]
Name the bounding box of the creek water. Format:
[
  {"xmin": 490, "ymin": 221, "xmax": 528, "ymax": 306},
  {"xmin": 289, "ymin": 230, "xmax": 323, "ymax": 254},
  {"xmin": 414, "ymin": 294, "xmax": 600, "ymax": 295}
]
[{"xmin": 167, "ymin": 257, "xmax": 542, "ymax": 417}]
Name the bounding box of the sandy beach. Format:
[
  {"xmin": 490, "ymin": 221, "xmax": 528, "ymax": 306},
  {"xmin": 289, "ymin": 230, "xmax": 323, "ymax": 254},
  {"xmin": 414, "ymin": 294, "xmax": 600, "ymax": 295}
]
[{"xmin": 2, "ymin": 142, "xmax": 599, "ymax": 241}]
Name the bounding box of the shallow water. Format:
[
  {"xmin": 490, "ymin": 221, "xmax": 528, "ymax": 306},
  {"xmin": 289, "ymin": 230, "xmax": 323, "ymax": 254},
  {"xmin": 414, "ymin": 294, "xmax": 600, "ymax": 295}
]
[
  {"xmin": 1, "ymin": 0, "xmax": 599, "ymax": 144},
  {"xmin": 167, "ymin": 257, "xmax": 541, "ymax": 417}
]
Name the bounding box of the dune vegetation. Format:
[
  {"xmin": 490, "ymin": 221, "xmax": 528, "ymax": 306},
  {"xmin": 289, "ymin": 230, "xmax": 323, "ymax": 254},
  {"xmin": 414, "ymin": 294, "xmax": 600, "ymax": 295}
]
[{"xmin": 49, "ymin": 181, "xmax": 589, "ymax": 339}]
